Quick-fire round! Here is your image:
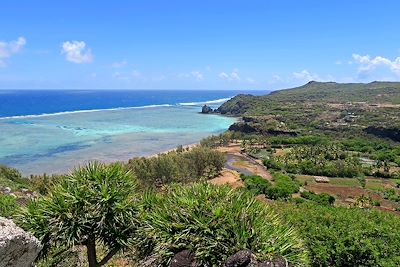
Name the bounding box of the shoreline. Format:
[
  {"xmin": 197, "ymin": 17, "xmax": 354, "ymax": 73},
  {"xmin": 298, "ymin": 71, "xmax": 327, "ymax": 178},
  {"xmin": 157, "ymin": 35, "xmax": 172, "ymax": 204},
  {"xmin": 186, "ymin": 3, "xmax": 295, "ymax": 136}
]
[
  {"xmin": 147, "ymin": 142, "xmax": 200, "ymax": 158},
  {"xmin": 2, "ymin": 105, "xmax": 240, "ymax": 176}
]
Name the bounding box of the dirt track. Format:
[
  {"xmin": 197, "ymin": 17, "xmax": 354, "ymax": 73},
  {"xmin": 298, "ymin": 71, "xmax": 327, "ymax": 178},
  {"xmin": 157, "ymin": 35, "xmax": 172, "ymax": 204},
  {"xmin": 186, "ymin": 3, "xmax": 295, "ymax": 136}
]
[{"xmin": 212, "ymin": 144, "xmax": 273, "ymax": 188}]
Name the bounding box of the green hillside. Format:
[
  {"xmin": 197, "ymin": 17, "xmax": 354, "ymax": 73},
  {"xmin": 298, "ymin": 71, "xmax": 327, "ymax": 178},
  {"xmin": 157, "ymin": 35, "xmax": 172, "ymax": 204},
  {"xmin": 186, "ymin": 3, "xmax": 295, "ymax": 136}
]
[{"xmin": 218, "ymin": 81, "xmax": 400, "ymax": 141}]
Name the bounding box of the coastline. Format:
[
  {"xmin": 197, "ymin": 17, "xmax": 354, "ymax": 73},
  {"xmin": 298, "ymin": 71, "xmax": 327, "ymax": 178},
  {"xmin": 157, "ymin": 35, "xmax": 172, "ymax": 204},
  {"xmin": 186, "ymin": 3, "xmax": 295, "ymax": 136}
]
[
  {"xmin": 2, "ymin": 106, "xmax": 238, "ymax": 176},
  {"xmin": 147, "ymin": 142, "xmax": 200, "ymax": 158}
]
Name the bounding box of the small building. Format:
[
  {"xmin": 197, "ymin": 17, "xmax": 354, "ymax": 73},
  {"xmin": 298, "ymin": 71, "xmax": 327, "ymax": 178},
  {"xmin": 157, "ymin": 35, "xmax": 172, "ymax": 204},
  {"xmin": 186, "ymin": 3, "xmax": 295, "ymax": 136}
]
[{"xmin": 314, "ymin": 176, "xmax": 330, "ymax": 183}]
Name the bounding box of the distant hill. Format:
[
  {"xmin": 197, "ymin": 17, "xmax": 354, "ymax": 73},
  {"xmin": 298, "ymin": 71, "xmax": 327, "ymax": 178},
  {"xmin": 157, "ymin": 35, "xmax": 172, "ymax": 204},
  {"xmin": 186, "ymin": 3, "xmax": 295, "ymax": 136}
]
[
  {"xmin": 269, "ymin": 81, "xmax": 400, "ymax": 103},
  {"xmin": 217, "ymin": 81, "xmax": 400, "ymax": 141}
]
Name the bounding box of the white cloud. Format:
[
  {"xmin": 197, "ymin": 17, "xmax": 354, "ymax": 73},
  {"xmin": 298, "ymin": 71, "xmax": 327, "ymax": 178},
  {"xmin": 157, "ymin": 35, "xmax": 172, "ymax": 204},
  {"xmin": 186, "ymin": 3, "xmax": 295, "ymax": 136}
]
[
  {"xmin": 177, "ymin": 71, "xmax": 204, "ymax": 81},
  {"xmin": 218, "ymin": 72, "xmax": 229, "ymax": 80},
  {"xmin": 191, "ymin": 71, "xmax": 203, "ymax": 81},
  {"xmin": 292, "ymin": 70, "xmax": 320, "ymax": 82},
  {"xmin": 352, "ymin": 54, "xmax": 400, "ymax": 77},
  {"xmin": 219, "ymin": 69, "xmax": 241, "ymax": 81},
  {"xmin": 111, "ymin": 60, "xmax": 128, "ymax": 68},
  {"xmin": 61, "ymin": 41, "xmax": 93, "ymax": 64},
  {"xmin": 0, "ymin": 37, "xmax": 26, "ymax": 67}
]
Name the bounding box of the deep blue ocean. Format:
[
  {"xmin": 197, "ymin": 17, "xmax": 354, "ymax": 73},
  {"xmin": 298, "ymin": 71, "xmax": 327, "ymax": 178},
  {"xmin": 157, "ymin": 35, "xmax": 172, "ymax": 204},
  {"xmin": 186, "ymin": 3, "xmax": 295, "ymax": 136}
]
[
  {"xmin": 0, "ymin": 90, "xmax": 266, "ymax": 118},
  {"xmin": 0, "ymin": 90, "xmax": 268, "ymax": 175}
]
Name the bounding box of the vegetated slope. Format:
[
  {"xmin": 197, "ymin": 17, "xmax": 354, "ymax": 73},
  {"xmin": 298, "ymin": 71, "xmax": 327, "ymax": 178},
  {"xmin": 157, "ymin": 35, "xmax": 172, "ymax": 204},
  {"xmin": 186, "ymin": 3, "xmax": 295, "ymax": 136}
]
[
  {"xmin": 218, "ymin": 81, "xmax": 400, "ymax": 141},
  {"xmin": 219, "ymin": 81, "xmax": 400, "ymax": 115}
]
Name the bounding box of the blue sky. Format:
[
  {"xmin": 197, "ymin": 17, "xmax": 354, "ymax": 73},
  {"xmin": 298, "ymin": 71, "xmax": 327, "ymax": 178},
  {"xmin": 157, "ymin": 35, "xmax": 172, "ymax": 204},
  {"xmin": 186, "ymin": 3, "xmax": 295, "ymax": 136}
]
[{"xmin": 1, "ymin": 0, "xmax": 400, "ymax": 90}]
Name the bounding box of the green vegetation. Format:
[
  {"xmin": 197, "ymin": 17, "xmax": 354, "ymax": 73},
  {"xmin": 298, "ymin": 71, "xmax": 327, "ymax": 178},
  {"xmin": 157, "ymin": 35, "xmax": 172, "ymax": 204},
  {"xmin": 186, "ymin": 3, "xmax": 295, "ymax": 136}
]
[
  {"xmin": 274, "ymin": 202, "xmax": 400, "ymax": 266},
  {"xmin": 21, "ymin": 162, "xmax": 140, "ymax": 267},
  {"xmin": 126, "ymin": 146, "xmax": 225, "ymax": 188},
  {"xmin": 28, "ymin": 173, "xmax": 65, "ymax": 195},
  {"xmin": 2, "ymin": 81, "xmax": 400, "ymax": 266},
  {"xmin": 137, "ymin": 183, "xmax": 308, "ymax": 266},
  {"xmin": 383, "ymin": 188, "xmax": 400, "ymax": 202},
  {"xmin": 0, "ymin": 194, "xmax": 19, "ymax": 218},
  {"xmin": 218, "ymin": 81, "xmax": 400, "ymax": 142},
  {"xmin": 0, "ymin": 164, "xmax": 30, "ymax": 190},
  {"xmin": 264, "ymin": 144, "xmax": 363, "ymax": 178},
  {"xmin": 240, "ymin": 174, "xmax": 271, "ymax": 195},
  {"xmin": 268, "ymin": 172, "xmax": 300, "ymax": 199},
  {"xmin": 300, "ymin": 191, "xmax": 335, "ymax": 205},
  {"xmin": 240, "ymin": 172, "xmax": 299, "ymax": 200}
]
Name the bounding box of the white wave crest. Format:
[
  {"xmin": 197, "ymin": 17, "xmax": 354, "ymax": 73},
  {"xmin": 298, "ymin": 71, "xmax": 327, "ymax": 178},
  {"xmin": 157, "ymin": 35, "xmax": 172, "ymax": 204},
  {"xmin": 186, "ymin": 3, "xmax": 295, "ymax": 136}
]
[
  {"xmin": 0, "ymin": 104, "xmax": 174, "ymax": 120},
  {"xmin": 178, "ymin": 97, "xmax": 232, "ymax": 106}
]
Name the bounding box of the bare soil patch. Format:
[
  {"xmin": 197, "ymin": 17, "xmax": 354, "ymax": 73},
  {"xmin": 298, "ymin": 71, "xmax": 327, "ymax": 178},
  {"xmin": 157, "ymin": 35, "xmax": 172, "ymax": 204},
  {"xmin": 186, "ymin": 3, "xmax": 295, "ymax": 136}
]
[{"xmin": 209, "ymin": 169, "xmax": 243, "ymax": 189}]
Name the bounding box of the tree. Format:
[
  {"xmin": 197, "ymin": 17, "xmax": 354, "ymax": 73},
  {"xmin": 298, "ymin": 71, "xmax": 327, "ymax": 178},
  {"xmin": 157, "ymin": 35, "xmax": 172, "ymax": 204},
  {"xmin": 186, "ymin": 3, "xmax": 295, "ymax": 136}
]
[{"xmin": 21, "ymin": 162, "xmax": 140, "ymax": 267}]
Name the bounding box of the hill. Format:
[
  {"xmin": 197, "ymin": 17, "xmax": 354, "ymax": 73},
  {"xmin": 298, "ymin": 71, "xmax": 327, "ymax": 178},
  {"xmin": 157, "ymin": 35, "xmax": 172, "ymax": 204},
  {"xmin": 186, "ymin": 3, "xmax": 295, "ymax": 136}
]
[{"xmin": 217, "ymin": 81, "xmax": 400, "ymax": 141}]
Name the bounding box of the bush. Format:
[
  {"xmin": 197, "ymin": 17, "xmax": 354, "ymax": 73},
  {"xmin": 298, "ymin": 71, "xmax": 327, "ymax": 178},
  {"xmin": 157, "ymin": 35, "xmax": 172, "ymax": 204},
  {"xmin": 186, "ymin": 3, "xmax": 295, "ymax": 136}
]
[
  {"xmin": 29, "ymin": 173, "xmax": 64, "ymax": 195},
  {"xmin": 266, "ymin": 172, "xmax": 300, "ymax": 200},
  {"xmin": 383, "ymin": 188, "xmax": 400, "ymax": 202},
  {"xmin": 357, "ymin": 175, "xmax": 366, "ymax": 188},
  {"xmin": 0, "ymin": 194, "xmax": 19, "ymax": 218},
  {"xmin": 240, "ymin": 174, "xmax": 272, "ymax": 195},
  {"xmin": 21, "ymin": 162, "xmax": 141, "ymax": 267},
  {"xmin": 300, "ymin": 191, "xmax": 335, "ymax": 205},
  {"xmin": 136, "ymin": 183, "xmax": 308, "ymax": 266},
  {"xmin": 372, "ymin": 200, "xmax": 381, "ymax": 206},
  {"xmin": 0, "ymin": 164, "xmax": 29, "ymax": 190},
  {"xmin": 127, "ymin": 147, "xmax": 225, "ymax": 188},
  {"xmin": 274, "ymin": 202, "xmax": 400, "ymax": 266}
]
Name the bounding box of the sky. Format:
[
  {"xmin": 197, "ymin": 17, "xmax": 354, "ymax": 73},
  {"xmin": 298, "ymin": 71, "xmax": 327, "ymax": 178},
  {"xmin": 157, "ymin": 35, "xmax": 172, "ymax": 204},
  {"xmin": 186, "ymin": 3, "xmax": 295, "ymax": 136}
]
[{"xmin": 1, "ymin": 0, "xmax": 400, "ymax": 90}]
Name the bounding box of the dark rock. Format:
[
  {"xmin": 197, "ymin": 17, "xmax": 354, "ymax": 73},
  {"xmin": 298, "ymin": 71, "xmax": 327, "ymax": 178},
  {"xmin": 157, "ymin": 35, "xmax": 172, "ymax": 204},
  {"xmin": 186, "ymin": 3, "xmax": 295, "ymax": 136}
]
[
  {"xmin": 201, "ymin": 105, "xmax": 213, "ymax": 114},
  {"xmin": 224, "ymin": 249, "xmax": 252, "ymax": 267},
  {"xmin": 365, "ymin": 126, "xmax": 400, "ymax": 142},
  {"xmin": 229, "ymin": 122, "xmax": 258, "ymax": 134},
  {"xmin": 229, "ymin": 122, "xmax": 298, "ymax": 137},
  {"xmin": 170, "ymin": 250, "xmax": 199, "ymax": 267}
]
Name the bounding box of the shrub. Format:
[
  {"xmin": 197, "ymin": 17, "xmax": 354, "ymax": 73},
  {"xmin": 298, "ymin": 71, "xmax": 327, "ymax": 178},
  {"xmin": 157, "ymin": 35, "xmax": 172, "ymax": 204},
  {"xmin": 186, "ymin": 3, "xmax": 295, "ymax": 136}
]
[
  {"xmin": 372, "ymin": 200, "xmax": 381, "ymax": 206},
  {"xmin": 0, "ymin": 194, "xmax": 19, "ymax": 218},
  {"xmin": 127, "ymin": 147, "xmax": 225, "ymax": 187},
  {"xmin": 383, "ymin": 188, "xmax": 400, "ymax": 202},
  {"xmin": 274, "ymin": 202, "xmax": 400, "ymax": 266},
  {"xmin": 266, "ymin": 172, "xmax": 300, "ymax": 200},
  {"xmin": 0, "ymin": 164, "xmax": 29, "ymax": 190},
  {"xmin": 21, "ymin": 162, "xmax": 141, "ymax": 267},
  {"xmin": 240, "ymin": 174, "xmax": 272, "ymax": 195},
  {"xmin": 137, "ymin": 183, "xmax": 308, "ymax": 266},
  {"xmin": 300, "ymin": 191, "xmax": 335, "ymax": 205},
  {"xmin": 29, "ymin": 173, "xmax": 64, "ymax": 195},
  {"xmin": 357, "ymin": 175, "xmax": 366, "ymax": 188}
]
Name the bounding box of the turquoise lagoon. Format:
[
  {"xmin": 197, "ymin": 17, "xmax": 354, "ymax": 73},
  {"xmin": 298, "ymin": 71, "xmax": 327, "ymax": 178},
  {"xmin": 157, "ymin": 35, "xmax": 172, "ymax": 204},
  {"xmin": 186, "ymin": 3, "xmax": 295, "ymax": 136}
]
[{"xmin": 0, "ymin": 106, "xmax": 236, "ymax": 175}]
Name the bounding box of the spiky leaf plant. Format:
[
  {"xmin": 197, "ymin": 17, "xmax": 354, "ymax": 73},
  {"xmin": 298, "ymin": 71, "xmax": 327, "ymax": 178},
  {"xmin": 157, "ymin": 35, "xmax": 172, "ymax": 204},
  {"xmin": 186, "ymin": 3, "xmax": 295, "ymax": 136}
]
[
  {"xmin": 137, "ymin": 183, "xmax": 308, "ymax": 266},
  {"xmin": 21, "ymin": 161, "xmax": 140, "ymax": 267}
]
